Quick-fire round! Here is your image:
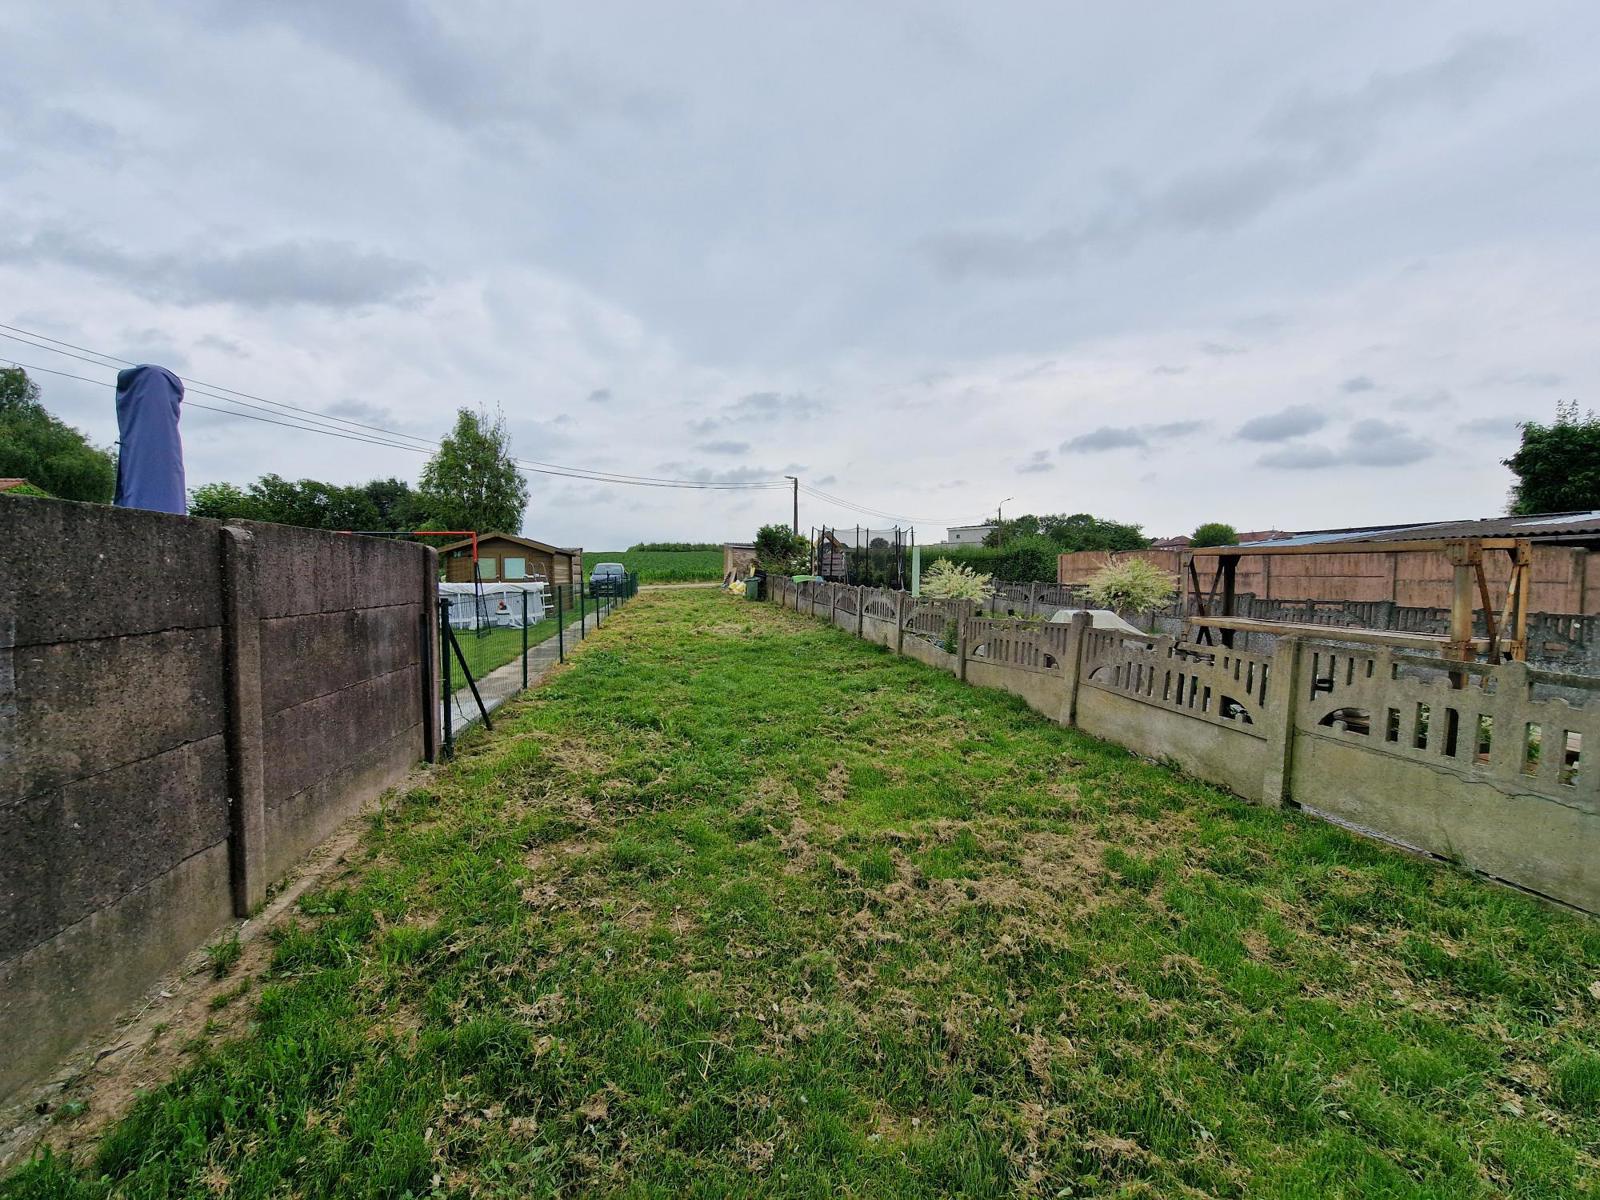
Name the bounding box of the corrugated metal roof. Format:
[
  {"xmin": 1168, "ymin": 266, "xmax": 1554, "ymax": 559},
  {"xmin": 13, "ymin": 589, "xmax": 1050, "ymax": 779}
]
[{"xmin": 1245, "ymin": 511, "xmax": 1600, "ymax": 548}]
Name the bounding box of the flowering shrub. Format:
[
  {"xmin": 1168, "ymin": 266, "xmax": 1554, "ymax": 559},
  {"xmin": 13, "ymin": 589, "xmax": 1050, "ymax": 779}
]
[
  {"xmin": 1087, "ymin": 557, "xmax": 1174, "ymax": 612},
  {"xmin": 920, "ymin": 558, "xmax": 995, "ymax": 600}
]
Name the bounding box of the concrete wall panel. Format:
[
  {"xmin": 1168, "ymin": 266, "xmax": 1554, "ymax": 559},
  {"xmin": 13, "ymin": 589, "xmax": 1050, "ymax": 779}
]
[
  {"xmin": 1292, "ymin": 732, "xmax": 1599, "ymax": 913},
  {"xmin": 0, "ymin": 842, "xmax": 233, "ymax": 1102},
  {"xmin": 8, "ymin": 628, "xmax": 226, "ymax": 801},
  {"xmin": 0, "ymin": 736, "xmax": 228, "ymax": 958},
  {"xmin": 258, "ymin": 604, "xmax": 420, "ymax": 714},
  {"xmin": 262, "ymin": 723, "xmax": 419, "ymax": 880},
  {"xmin": 1075, "ymin": 687, "xmax": 1268, "ymax": 802},
  {"xmin": 0, "ymin": 500, "xmax": 223, "ymax": 650},
  {"xmin": 262, "ymin": 667, "xmax": 421, "ymax": 807}
]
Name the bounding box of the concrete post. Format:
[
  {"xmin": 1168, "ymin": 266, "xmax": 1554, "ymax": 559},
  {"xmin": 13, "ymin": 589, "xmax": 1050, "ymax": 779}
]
[
  {"xmin": 1261, "ymin": 636, "xmax": 1303, "ymax": 807},
  {"xmin": 830, "ymin": 582, "xmax": 838, "ymax": 626},
  {"xmin": 220, "ymin": 526, "xmax": 267, "ymax": 916},
  {"xmin": 956, "ymin": 601, "xmax": 971, "ymax": 681},
  {"xmin": 1028, "ymin": 582, "xmax": 1040, "ymax": 619},
  {"xmin": 420, "ymin": 546, "xmax": 440, "ymax": 763},
  {"xmin": 894, "ymin": 590, "xmax": 905, "ymax": 655},
  {"xmin": 856, "ymin": 585, "xmax": 865, "ymax": 638},
  {"xmin": 1060, "ymin": 611, "xmax": 1090, "ymax": 727}
]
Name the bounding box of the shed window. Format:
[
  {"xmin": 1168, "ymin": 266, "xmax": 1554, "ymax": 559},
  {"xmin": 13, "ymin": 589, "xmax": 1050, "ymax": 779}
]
[
  {"xmin": 503, "ymin": 556, "xmax": 527, "ymax": 580},
  {"xmin": 479, "ymin": 558, "xmax": 498, "ymax": 580}
]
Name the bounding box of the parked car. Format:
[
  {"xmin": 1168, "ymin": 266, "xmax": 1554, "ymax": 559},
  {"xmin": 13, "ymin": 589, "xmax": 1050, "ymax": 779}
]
[{"xmin": 589, "ymin": 562, "xmax": 626, "ymax": 595}]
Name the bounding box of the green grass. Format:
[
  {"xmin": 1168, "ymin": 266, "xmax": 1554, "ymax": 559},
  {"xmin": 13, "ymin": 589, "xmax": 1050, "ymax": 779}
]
[
  {"xmin": 589, "ymin": 548, "xmax": 722, "ymax": 583},
  {"xmin": 9, "ymin": 591, "xmax": 1599, "ymax": 1198}
]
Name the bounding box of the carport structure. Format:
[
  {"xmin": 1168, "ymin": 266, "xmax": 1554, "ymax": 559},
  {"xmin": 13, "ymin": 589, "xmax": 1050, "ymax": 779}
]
[{"xmin": 1185, "ymin": 534, "xmax": 1533, "ymax": 672}]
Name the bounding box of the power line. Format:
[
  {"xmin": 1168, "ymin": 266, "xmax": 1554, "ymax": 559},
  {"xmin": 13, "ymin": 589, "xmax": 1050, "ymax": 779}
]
[
  {"xmin": 0, "ymin": 328, "xmax": 790, "ymax": 491},
  {"xmin": 0, "ymin": 324, "xmax": 786, "ymax": 489},
  {"xmin": 0, "ymin": 355, "xmax": 789, "ymax": 491},
  {"xmin": 797, "ymin": 483, "xmax": 975, "ymax": 528}
]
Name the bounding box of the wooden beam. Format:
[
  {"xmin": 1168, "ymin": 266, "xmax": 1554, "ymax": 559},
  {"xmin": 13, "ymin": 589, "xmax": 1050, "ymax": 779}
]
[
  {"xmin": 1187, "ymin": 614, "xmax": 1490, "ymax": 652},
  {"xmin": 1191, "ymin": 537, "xmax": 1523, "ymax": 558}
]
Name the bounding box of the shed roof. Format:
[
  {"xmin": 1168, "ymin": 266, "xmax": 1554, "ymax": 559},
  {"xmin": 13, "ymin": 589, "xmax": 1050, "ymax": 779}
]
[
  {"xmin": 437, "ymin": 532, "xmax": 579, "ymax": 557},
  {"xmin": 1201, "ymin": 511, "xmax": 1600, "ymax": 551}
]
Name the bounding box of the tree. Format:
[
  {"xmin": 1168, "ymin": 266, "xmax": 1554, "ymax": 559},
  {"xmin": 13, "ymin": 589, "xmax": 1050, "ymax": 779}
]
[
  {"xmin": 984, "ymin": 511, "xmax": 1149, "ymax": 552},
  {"xmin": 1190, "ymin": 522, "xmax": 1239, "ymax": 547},
  {"xmin": 754, "ymin": 523, "xmax": 809, "ymax": 574},
  {"xmin": 188, "ymin": 474, "xmax": 423, "ymax": 531},
  {"xmin": 418, "ymin": 408, "xmax": 529, "ymax": 533},
  {"xmin": 0, "ymin": 367, "xmax": 117, "ymax": 502},
  {"xmin": 1504, "ymin": 401, "xmax": 1600, "ymax": 514}
]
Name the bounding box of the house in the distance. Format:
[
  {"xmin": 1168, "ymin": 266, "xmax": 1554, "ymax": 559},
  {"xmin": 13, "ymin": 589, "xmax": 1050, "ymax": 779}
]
[{"xmin": 439, "ymin": 533, "xmax": 583, "ymax": 587}]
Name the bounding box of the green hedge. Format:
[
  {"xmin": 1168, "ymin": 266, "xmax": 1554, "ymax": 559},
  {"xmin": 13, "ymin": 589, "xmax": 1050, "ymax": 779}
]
[{"xmin": 919, "ymin": 536, "xmax": 1060, "ymax": 583}]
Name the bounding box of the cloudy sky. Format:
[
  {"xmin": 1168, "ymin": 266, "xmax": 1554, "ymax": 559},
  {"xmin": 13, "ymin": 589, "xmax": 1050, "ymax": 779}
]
[{"xmin": 4, "ymin": 2, "xmax": 1597, "ymax": 546}]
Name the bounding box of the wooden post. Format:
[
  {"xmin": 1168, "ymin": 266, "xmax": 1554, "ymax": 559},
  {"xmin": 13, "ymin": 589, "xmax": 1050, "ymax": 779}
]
[
  {"xmin": 1260, "ymin": 636, "xmax": 1302, "ymax": 807},
  {"xmin": 1220, "ymin": 557, "xmax": 1238, "ymax": 649},
  {"xmin": 220, "ymin": 527, "xmax": 267, "ymax": 916},
  {"xmin": 1445, "ymin": 539, "xmax": 1477, "ymax": 686}
]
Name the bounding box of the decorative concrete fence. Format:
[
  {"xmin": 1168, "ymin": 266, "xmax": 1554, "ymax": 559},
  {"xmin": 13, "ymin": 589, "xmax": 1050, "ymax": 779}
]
[
  {"xmin": 1, "ymin": 499, "xmax": 440, "ymax": 1101},
  {"xmin": 771, "ymin": 577, "xmax": 1598, "ymax": 915}
]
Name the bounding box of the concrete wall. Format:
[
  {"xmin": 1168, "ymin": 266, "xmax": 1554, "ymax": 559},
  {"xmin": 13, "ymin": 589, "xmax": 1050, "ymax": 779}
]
[
  {"xmin": 0, "ymin": 499, "xmax": 438, "ymax": 1101},
  {"xmin": 772, "ymin": 576, "xmax": 1600, "ymax": 915}
]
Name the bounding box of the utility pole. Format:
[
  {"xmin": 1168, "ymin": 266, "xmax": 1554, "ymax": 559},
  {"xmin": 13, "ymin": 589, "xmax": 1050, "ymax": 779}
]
[
  {"xmin": 784, "ymin": 475, "xmax": 799, "ymax": 534},
  {"xmin": 997, "ymin": 496, "xmax": 1013, "ymax": 529}
]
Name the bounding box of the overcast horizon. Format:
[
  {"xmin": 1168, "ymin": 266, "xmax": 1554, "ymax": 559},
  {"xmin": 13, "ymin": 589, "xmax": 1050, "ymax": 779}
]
[{"xmin": 4, "ymin": 2, "xmax": 1598, "ymax": 547}]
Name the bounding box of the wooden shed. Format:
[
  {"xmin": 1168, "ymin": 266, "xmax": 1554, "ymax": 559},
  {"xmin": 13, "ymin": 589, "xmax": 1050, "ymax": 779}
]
[{"xmin": 439, "ymin": 533, "xmax": 583, "ymax": 587}]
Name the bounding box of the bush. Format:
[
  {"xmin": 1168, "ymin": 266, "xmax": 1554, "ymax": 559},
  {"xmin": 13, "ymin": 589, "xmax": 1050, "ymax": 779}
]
[
  {"xmin": 920, "ymin": 558, "xmax": 994, "ymax": 600},
  {"xmin": 628, "ymin": 541, "xmax": 719, "ymax": 552},
  {"xmin": 1191, "ymin": 522, "xmax": 1238, "ymax": 547},
  {"xmin": 1087, "ymin": 557, "xmax": 1175, "ymax": 613},
  {"xmin": 925, "ymin": 536, "xmax": 1060, "ymax": 583},
  {"xmin": 754, "ymin": 524, "xmax": 809, "ymax": 575}
]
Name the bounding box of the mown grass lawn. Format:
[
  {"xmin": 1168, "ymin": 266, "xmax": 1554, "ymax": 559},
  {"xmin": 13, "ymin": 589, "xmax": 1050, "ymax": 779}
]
[{"xmin": 9, "ymin": 591, "xmax": 1599, "ymax": 1198}]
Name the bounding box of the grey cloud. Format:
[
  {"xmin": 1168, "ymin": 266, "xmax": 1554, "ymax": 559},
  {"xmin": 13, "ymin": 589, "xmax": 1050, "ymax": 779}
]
[
  {"xmin": 1200, "ymin": 342, "xmax": 1246, "ymax": 357},
  {"xmin": 1257, "ymin": 444, "xmax": 1341, "ymax": 469},
  {"xmin": 0, "ymin": 227, "xmax": 428, "ymax": 309},
  {"xmin": 1343, "ymin": 418, "xmax": 1432, "ymax": 466},
  {"xmin": 1461, "ymin": 415, "xmax": 1527, "ymax": 437},
  {"xmin": 692, "ymin": 390, "xmax": 827, "ymax": 432},
  {"xmin": 1017, "ymin": 450, "xmax": 1055, "ymax": 474},
  {"xmin": 1152, "ymin": 364, "xmax": 1187, "ymax": 376},
  {"xmin": 1147, "ymin": 420, "xmax": 1206, "ymax": 438},
  {"xmin": 1236, "ymin": 404, "xmax": 1328, "ymax": 442},
  {"xmin": 1257, "ymin": 418, "xmax": 1432, "ymax": 469},
  {"xmin": 1394, "ymin": 388, "xmax": 1452, "ymax": 411},
  {"xmin": 697, "ymin": 439, "xmax": 750, "ymax": 455},
  {"xmin": 1340, "ymin": 374, "xmax": 1376, "ymax": 393},
  {"xmin": 1062, "ymin": 419, "xmax": 1205, "ymax": 454},
  {"xmin": 1063, "ymin": 426, "xmax": 1147, "ymax": 453},
  {"xmin": 195, "ymin": 333, "xmax": 246, "ymax": 357},
  {"xmin": 587, "ymin": 388, "xmax": 612, "ymax": 404},
  {"xmin": 204, "ymin": 4, "xmax": 674, "ymax": 140},
  {"xmin": 1484, "ymin": 368, "xmax": 1565, "ymax": 388},
  {"xmin": 921, "ymin": 36, "xmax": 1523, "ymax": 280},
  {"xmin": 655, "ymin": 462, "xmax": 785, "ymax": 484}
]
